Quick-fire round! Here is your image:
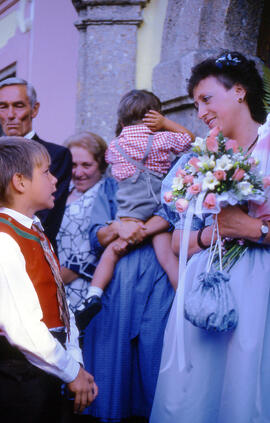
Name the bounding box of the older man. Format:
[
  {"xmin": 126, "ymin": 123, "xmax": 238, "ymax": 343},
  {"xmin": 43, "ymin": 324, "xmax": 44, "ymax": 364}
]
[{"xmin": 0, "ymin": 77, "xmax": 72, "ymax": 252}]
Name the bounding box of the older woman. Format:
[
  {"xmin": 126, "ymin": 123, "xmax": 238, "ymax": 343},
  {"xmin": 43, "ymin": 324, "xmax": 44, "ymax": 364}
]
[
  {"xmin": 56, "ymin": 131, "xmax": 107, "ymax": 314},
  {"xmin": 57, "ymin": 131, "xmax": 175, "ymax": 422},
  {"xmin": 150, "ymin": 51, "xmax": 270, "ymax": 423}
]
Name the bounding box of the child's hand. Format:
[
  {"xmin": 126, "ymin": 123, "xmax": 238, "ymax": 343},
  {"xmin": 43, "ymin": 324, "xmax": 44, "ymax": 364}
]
[
  {"xmin": 143, "ymin": 110, "xmax": 165, "ymax": 131},
  {"xmin": 144, "ymin": 111, "xmax": 195, "ymax": 140},
  {"xmin": 112, "ymin": 238, "xmax": 129, "ymax": 256},
  {"xmin": 67, "ymin": 367, "xmax": 98, "ymax": 413},
  {"xmin": 118, "ymin": 220, "xmax": 146, "ymax": 244}
]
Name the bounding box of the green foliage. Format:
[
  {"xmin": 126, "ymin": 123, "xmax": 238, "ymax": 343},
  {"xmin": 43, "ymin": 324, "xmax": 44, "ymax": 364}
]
[{"xmin": 263, "ymin": 64, "xmax": 270, "ymax": 113}]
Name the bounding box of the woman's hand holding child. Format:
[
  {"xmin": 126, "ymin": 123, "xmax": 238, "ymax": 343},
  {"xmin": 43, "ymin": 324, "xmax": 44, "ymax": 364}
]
[{"xmin": 117, "ymin": 220, "xmax": 147, "ymax": 245}]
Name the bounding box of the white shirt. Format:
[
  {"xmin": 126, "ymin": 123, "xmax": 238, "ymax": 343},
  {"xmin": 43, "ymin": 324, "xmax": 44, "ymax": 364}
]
[
  {"xmin": 0, "ymin": 207, "xmax": 82, "ymax": 383},
  {"xmin": 24, "ymin": 130, "xmax": 35, "ymax": 139}
]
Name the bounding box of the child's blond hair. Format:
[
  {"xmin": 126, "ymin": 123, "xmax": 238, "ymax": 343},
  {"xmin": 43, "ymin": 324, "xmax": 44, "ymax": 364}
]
[{"xmin": 0, "ymin": 137, "xmax": 50, "ymax": 201}]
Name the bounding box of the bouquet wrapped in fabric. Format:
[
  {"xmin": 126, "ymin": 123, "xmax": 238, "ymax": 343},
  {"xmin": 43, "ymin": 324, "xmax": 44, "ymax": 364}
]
[
  {"xmin": 164, "ymin": 126, "xmax": 270, "ymax": 270},
  {"xmin": 164, "ymin": 126, "xmax": 268, "ymax": 217},
  {"xmin": 163, "ymin": 126, "xmax": 270, "ymax": 332}
]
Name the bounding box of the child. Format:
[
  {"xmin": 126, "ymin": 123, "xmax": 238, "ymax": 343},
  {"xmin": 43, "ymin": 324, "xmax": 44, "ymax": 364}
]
[
  {"xmin": 0, "ymin": 138, "xmax": 98, "ymax": 422},
  {"xmin": 76, "ymin": 90, "xmax": 194, "ymax": 327}
]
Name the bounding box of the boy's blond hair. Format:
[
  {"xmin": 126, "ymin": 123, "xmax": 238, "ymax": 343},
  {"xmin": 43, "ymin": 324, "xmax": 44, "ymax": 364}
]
[{"xmin": 0, "ymin": 137, "xmax": 50, "ymax": 201}]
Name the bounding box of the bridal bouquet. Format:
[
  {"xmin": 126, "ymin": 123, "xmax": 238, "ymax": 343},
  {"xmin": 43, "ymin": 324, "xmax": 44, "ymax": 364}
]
[
  {"xmin": 164, "ymin": 127, "xmax": 268, "ymax": 217},
  {"xmin": 164, "ymin": 127, "xmax": 270, "ymax": 332},
  {"xmin": 164, "ymin": 127, "xmax": 270, "ymax": 271}
]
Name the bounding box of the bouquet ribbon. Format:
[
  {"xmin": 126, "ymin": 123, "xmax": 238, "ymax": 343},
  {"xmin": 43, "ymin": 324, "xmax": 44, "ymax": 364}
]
[{"xmin": 161, "ymin": 200, "xmax": 198, "ymax": 372}]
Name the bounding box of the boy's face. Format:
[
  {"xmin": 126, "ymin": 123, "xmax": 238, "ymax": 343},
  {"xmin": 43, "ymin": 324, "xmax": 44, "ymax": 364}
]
[{"xmin": 24, "ymin": 159, "xmax": 57, "ymax": 216}]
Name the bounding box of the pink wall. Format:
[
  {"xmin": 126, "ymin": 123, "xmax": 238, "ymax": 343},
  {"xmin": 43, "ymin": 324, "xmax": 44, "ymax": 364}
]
[{"xmin": 0, "ymin": 0, "xmax": 79, "ymax": 144}]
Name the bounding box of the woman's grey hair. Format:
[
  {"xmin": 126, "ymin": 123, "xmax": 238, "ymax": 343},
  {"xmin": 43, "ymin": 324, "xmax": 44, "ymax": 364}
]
[
  {"xmin": 0, "ymin": 77, "xmax": 37, "ymax": 108},
  {"xmin": 65, "ymin": 131, "xmax": 108, "ymax": 174}
]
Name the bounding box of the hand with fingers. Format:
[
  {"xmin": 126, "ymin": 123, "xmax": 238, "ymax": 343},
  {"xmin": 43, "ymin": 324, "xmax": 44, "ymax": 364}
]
[
  {"xmin": 143, "ymin": 110, "xmax": 165, "ymax": 132},
  {"xmin": 112, "ymin": 238, "xmax": 129, "ymax": 256},
  {"xmin": 217, "ymin": 205, "xmax": 250, "ymax": 239},
  {"xmin": 143, "ymin": 109, "xmax": 195, "ymax": 139},
  {"xmin": 117, "ymin": 220, "xmax": 146, "ymax": 245},
  {"xmin": 67, "ymin": 366, "xmax": 98, "ymax": 414}
]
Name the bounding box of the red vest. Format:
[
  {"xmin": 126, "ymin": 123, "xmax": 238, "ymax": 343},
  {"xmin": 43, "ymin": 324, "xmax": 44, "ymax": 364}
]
[{"xmin": 0, "ymin": 213, "xmax": 63, "ymax": 329}]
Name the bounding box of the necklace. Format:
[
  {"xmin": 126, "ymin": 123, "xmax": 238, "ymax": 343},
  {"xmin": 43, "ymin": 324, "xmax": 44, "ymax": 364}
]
[{"xmin": 247, "ymin": 135, "xmax": 259, "ymax": 152}]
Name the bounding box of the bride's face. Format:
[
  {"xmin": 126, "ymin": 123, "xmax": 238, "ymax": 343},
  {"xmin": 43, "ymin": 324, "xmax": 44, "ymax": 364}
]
[{"xmin": 193, "ymin": 76, "xmax": 245, "ymax": 138}]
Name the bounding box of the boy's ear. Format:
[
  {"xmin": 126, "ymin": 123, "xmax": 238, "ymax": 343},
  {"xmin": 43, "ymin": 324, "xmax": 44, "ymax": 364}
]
[{"xmin": 11, "ymin": 173, "xmax": 27, "ymax": 193}]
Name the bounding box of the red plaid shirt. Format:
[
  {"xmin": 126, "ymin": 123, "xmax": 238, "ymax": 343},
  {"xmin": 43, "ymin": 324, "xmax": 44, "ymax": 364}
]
[{"xmin": 106, "ymin": 124, "xmax": 191, "ymax": 181}]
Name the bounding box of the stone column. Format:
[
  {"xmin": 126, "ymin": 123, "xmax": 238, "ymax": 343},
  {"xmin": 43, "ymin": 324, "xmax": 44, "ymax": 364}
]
[{"xmin": 72, "ymin": 0, "xmax": 147, "ymax": 141}]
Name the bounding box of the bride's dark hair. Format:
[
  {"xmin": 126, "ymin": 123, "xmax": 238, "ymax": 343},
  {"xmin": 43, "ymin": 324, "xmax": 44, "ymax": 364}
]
[{"xmin": 188, "ymin": 51, "xmax": 266, "ymax": 124}]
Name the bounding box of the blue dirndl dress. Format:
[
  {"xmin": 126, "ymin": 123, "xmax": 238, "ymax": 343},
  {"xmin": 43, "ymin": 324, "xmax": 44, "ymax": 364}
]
[{"xmin": 83, "ymin": 177, "xmax": 175, "ymax": 421}]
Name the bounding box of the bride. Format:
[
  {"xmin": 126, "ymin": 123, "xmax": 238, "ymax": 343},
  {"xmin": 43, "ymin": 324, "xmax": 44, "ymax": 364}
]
[{"xmin": 150, "ymin": 51, "xmax": 270, "ymax": 423}]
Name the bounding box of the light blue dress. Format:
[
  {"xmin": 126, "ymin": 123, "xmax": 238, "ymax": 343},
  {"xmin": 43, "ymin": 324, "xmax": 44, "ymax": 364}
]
[
  {"xmin": 83, "ymin": 178, "xmax": 175, "ymax": 421},
  {"xmin": 150, "ymin": 154, "xmax": 270, "ymax": 423}
]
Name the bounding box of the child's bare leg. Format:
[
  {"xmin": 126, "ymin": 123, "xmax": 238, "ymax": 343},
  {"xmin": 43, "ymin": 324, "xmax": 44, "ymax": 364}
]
[
  {"xmin": 75, "ymin": 238, "xmax": 127, "ymax": 329},
  {"xmin": 152, "ymin": 232, "xmax": 178, "ymax": 290},
  {"xmin": 91, "ymin": 239, "xmax": 122, "ymax": 290}
]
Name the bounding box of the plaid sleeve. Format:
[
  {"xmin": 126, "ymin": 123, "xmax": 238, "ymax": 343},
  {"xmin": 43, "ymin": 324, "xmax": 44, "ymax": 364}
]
[
  {"xmin": 105, "ymin": 140, "xmax": 116, "ymax": 164},
  {"xmin": 166, "ymin": 132, "xmax": 192, "ymax": 155}
]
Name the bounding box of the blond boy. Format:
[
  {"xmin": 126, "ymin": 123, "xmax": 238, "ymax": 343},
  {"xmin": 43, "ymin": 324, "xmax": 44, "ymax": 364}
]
[{"xmin": 0, "ymin": 138, "xmax": 97, "ymax": 422}]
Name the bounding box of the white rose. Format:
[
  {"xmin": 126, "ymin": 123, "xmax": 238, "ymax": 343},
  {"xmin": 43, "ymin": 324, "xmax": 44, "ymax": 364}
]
[
  {"xmin": 198, "ymin": 154, "xmax": 216, "ymax": 170},
  {"xmin": 192, "ymin": 137, "xmax": 206, "ymax": 153},
  {"xmin": 172, "ymin": 176, "xmax": 184, "ymax": 191},
  {"xmin": 202, "ymin": 171, "xmax": 219, "ymax": 191},
  {"xmin": 237, "ymin": 181, "xmax": 253, "ymax": 196},
  {"xmin": 214, "ymin": 154, "xmax": 233, "ymax": 171}
]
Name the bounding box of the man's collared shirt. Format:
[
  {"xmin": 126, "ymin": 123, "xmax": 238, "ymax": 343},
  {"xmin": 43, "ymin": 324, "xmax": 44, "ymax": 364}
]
[{"xmin": 24, "ymin": 129, "xmax": 35, "ymax": 139}]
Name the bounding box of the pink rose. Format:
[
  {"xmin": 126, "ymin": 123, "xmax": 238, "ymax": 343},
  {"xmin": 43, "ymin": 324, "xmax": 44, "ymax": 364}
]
[
  {"xmin": 188, "ymin": 157, "xmax": 200, "ymax": 171},
  {"xmin": 203, "ymin": 193, "xmax": 216, "ymax": 209},
  {"xmin": 163, "ymin": 191, "xmax": 174, "ymax": 203},
  {"xmin": 214, "ymin": 170, "xmax": 226, "ymax": 181},
  {"xmin": 183, "ymin": 174, "xmax": 194, "ymax": 184},
  {"xmin": 206, "ymin": 133, "xmax": 218, "ymax": 153},
  {"xmin": 263, "ymin": 175, "xmax": 270, "ymax": 188},
  {"xmin": 188, "ymin": 183, "xmax": 201, "ymax": 195},
  {"xmin": 225, "ymin": 139, "xmax": 239, "ymax": 153},
  {"xmin": 176, "ymin": 168, "xmax": 186, "ymax": 177},
  {"xmin": 175, "ymin": 198, "xmax": 189, "ymax": 213},
  {"xmin": 232, "ymin": 168, "xmax": 245, "ymax": 181}
]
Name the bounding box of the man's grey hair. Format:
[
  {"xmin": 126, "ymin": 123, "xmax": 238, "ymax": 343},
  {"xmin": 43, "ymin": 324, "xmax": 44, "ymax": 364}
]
[{"xmin": 0, "ymin": 77, "xmax": 38, "ymax": 108}]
